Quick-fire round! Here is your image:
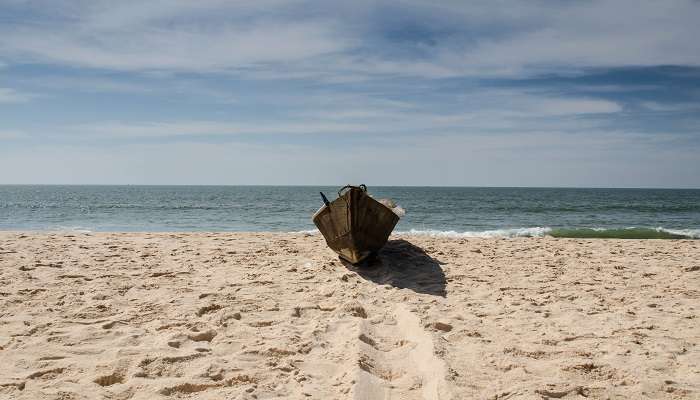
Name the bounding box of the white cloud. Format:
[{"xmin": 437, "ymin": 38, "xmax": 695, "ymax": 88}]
[
  {"xmin": 519, "ymin": 97, "xmax": 622, "ymax": 116},
  {"xmin": 80, "ymin": 0, "xmax": 300, "ymax": 31},
  {"xmin": 251, "ymin": 0, "xmax": 700, "ymax": 80},
  {"xmin": 15, "ymin": 76, "xmax": 151, "ymax": 94},
  {"xmin": 0, "ymin": 0, "xmax": 698, "ymax": 77},
  {"xmin": 423, "ymin": 0, "xmax": 700, "ymax": 74},
  {"xmin": 68, "ymin": 120, "xmax": 376, "ymax": 138},
  {"xmin": 641, "ymin": 101, "xmax": 700, "ymax": 112},
  {"xmin": 50, "ymin": 87, "xmax": 621, "ymax": 140},
  {"xmin": 450, "ymin": 89, "xmax": 622, "ymax": 116},
  {"xmin": 4, "ymin": 22, "xmax": 347, "ymax": 71},
  {"xmin": 0, "ymin": 1, "xmax": 349, "ymax": 72}
]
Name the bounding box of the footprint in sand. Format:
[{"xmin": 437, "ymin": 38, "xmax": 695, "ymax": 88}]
[
  {"xmin": 425, "ymin": 321, "xmax": 453, "ymax": 332},
  {"xmin": 93, "ymin": 372, "xmax": 125, "ymax": 387},
  {"xmin": 218, "ymin": 311, "xmax": 242, "ymax": 327},
  {"xmin": 342, "ymin": 301, "xmax": 368, "ymax": 319},
  {"xmin": 158, "ymin": 375, "xmax": 258, "ymax": 397},
  {"xmin": 26, "ymin": 368, "xmax": 65, "ymax": 380},
  {"xmin": 159, "ymin": 382, "xmax": 220, "ymax": 396},
  {"xmin": 353, "ymin": 305, "xmax": 451, "ymax": 399},
  {"xmin": 196, "ymin": 304, "xmax": 222, "ymax": 317},
  {"xmin": 167, "ymin": 329, "xmax": 217, "ymax": 351},
  {"xmin": 134, "ymin": 353, "xmax": 206, "ymax": 378},
  {"xmin": 188, "ymin": 329, "xmax": 217, "ymax": 342},
  {"xmin": 0, "ymin": 382, "xmax": 26, "ymax": 393}
]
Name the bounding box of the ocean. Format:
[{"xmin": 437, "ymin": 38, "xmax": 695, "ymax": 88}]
[{"xmin": 0, "ymin": 185, "xmax": 699, "ymax": 238}]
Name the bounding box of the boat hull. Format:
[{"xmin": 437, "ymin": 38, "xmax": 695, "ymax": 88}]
[{"xmin": 312, "ymin": 186, "xmax": 400, "ymax": 264}]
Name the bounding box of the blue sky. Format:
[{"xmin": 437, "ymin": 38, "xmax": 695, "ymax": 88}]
[{"xmin": 1, "ymin": 0, "xmax": 699, "ymax": 187}]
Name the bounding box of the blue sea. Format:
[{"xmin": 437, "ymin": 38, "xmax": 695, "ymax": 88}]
[{"xmin": 0, "ymin": 185, "xmax": 699, "ymax": 239}]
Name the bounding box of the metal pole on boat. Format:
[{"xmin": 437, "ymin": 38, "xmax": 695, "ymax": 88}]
[{"xmin": 320, "ymin": 192, "xmax": 330, "ymax": 207}]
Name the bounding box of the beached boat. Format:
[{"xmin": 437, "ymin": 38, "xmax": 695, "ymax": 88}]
[{"xmin": 312, "ymin": 185, "xmax": 401, "ymax": 264}]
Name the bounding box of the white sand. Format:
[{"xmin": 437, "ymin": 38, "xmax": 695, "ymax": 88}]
[{"xmin": 0, "ymin": 232, "xmax": 698, "ymax": 399}]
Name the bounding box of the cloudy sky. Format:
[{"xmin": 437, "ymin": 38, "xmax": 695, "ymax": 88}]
[{"xmin": 1, "ymin": 0, "xmax": 699, "ymax": 187}]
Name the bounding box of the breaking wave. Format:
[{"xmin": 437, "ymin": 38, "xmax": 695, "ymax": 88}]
[
  {"xmin": 396, "ymin": 227, "xmax": 551, "ymax": 238},
  {"xmin": 395, "ymin": 227, "xmax": 700, "ymax": 239}
]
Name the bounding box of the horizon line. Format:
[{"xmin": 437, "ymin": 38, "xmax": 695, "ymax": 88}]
[{"xmin": 1, "ymin": 183, "xmax": 699, "ymax": 190}]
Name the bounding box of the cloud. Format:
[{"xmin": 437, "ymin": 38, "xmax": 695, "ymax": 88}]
[
  {"xmin": 451, "ymin": 4, "xmax": 700, "ymax": 70},
  {"xmin": 248, "ymin": 0, "xmax": 700, "ymax": 80},
  {"xmin": 0, "ymin": 87, "xmax": 33, "ymax": 103},
  {"xmin": 0, "ymin": 1, "xmax": 697, "ymax": 187},
  {"xmin": 0, "ymin": 1, "xmax": 698, "ymax": 77},
  {"xmin": 68, "ymin": 120, "xmax": 376, "ymax": 138},
  {"xmin": 448, "ymin": 89, "xmax": 623, "ymax": 117},
  {"xmin": 4, "ymin": 22, "xmax": 347, "ymax": 71},
  {"xmin": 641, "ymin": 101, "xmax": 700, "ymax": 112},
  {"xmin": 43, "ymin": 88, "xmax": 621, "ymax": 144},
  {"xmin": 0, "ymin": 1, "xmax": 349, "ymax": 72},
  {"xmin": 13, "ymin": 76, "xmax": 152, "ymax": 94},
  {"xmin": 402, "ymin": 0, "xmax": 700, "ymax": 75}
]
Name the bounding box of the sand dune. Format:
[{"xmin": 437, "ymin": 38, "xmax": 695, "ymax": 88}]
[{"xmin": 0, "ymin": 232, "xmax": 698, "ymax": 399}]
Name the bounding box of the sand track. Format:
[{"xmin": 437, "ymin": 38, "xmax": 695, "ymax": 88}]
[{"xmin": 352, "ymin": 305, "xmax": 450, "ymax": 400}]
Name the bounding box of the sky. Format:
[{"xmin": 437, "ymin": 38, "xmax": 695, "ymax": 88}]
[{"xmin": 0, "ymin": 0, "xmax": 699, "ymax": 187}]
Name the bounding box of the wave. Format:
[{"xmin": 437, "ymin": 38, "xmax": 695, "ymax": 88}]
[
  {"xmin": 4, "ymin": 226, "xmax": 697, "ymax": 238},
  {"xmin": 11, "ymin": 225, "xmax": 97, "ymax": 233},
  {"xmin": 396, "ymin": 227, "xmax": 551, "ymax": 238},
  {"xmin": 295, "ymin": 229, "xmax": 320, "ymax": 234},
  {"xmin": 395, "ymin": 227, "xmax": 700, "ymax": 239}
]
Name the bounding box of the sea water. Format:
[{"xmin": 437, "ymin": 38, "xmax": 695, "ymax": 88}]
[{"xmin": 0, "ymin": 185, "xmax": 699, "ymax": 238}]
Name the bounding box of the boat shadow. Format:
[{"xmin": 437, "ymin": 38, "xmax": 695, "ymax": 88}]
[{"xmin": 341, "ymin": 239, "xmax": 447, "ymax": 297}]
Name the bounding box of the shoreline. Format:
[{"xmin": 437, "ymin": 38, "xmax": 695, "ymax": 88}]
[
  {"xmin": 0, "ymin": 227, "xmax": 698, "ymax": 239},
  {"xmin": 1, "ymin": 232, "xmax": 698, "ymax": 398}
]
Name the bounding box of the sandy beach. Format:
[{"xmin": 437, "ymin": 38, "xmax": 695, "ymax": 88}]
[{"xmin": 0, "ymin": 232, "xmax": 698, "ymax": 399}]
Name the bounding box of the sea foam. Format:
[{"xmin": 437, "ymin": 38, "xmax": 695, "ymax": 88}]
[
  {"xmin": 398, "ymin": 227, "xmax": 700, "ymax": 239},
  {"xmin": 295, "ymin": 226, "xmax": 699, "ymax": 239},
  {"xmin": 396, "ymin": 227, "xmax": 551, "ymax": 238}
]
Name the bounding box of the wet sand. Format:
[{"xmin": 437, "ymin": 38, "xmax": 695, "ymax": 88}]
[{"xmin": 0, "ymin": 232, "xmax": 698, "ymax": 399}]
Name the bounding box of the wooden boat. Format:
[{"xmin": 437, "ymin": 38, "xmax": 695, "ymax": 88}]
[{"xmin": 312, "ymin": 185, "xmax": 400, "ymax": 264}]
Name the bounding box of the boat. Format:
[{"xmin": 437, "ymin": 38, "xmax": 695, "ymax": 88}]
[{"xmin": 312, "ymin": 185, "xmax": 401, "ymax": 264}]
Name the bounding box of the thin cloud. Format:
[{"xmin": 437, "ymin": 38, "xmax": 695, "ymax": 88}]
[
  {"xmin": 68, "ymin": 120, "xmax": 377, "ymax": 138},
  {"xmin": 0, "ymin": 87, "xmax": 34, "ymax": 103},
  {"xmin": 641, "ymin": 101, "xmax": 700, "ymax": 112},
  {"xmin": 55, "ymin": 89, "xmax": 621, "ymax": 141},
  {"xmin": 4, "ymin": 22, "xmax": 348, "ymax": 71},
  {"xmin": 0, "ymin": 1, "xmax": 698, "ymax": 76}
]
